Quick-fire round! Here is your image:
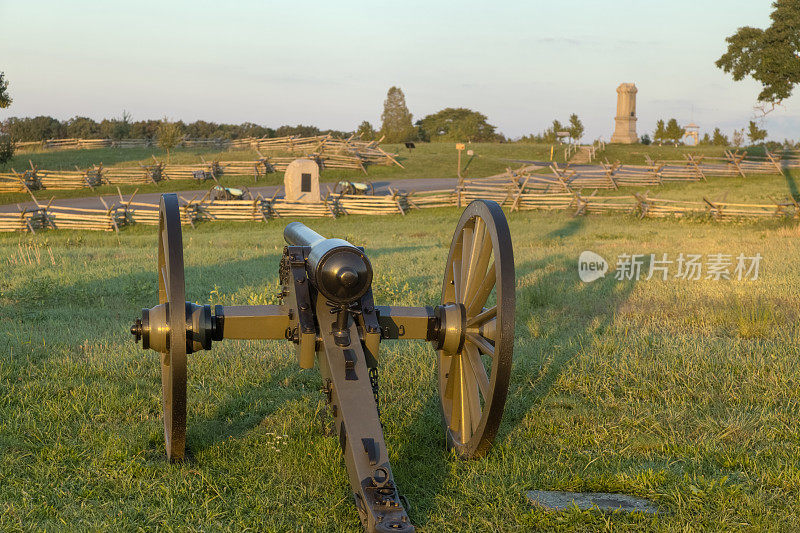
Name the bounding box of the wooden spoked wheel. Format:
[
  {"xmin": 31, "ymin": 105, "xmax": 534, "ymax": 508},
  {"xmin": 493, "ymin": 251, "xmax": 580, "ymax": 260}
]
[
  {"xmin": 438, "ymin": 200, "xmax": 515, "ymax": 458},
  {"xmin": 157, "ymin": 193, "xmax": 188, "ymax": 462}
]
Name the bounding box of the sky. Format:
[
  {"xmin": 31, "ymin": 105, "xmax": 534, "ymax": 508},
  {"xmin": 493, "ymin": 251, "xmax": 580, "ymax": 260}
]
[{"xmin": 0, "ymin": 0, "xmax": 797, "ymax": 141}]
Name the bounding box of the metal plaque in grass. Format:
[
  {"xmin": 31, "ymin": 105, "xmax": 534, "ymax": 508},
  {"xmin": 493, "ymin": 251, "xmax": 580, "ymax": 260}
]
[{"xmin": 527, "ymin": 490, "xmax": 659, "ymax": 514}]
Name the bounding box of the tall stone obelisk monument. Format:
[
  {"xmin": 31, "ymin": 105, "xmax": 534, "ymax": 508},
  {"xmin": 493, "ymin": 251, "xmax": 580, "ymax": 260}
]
[{"xmin": 610, "ymin": 83, "xmax": 638, "ymax": 144}]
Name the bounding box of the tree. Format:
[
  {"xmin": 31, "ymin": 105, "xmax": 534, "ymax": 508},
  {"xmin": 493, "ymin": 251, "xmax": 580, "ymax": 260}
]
[
  {"xmin": 712, "ymin": 128, "xmax": 729, "ymax": 146},
  {"xmin": 567, "ymin": 114, "xmax": 584, "ymax": 143},
  {"xmin": 746, "ymin": 120, "xmax": 767, "ymax": 145},
  {"xmin": 0, "ymin": 137, "xmax": 13, "ymax": 167},
  {"xmin": 699, "ymin": 133, "xmax": 712, "ymax": 145},
  {"xmin": 157, "ymin": 118, "xmax": 184, "ymax": 161},
  {"xmin": 100, "ymin": 111, "xmax": 132, "ymax": 140},
  {"xmin": 653, "ymin": 120, "xmax": 667, "ymax": 144},
  {"xmin": 715, "ymin": 0, "xmax": 800, "ymax": 110},
  {"xmin": 0, "ymin": 72, "xmax": 11, "ymax": 109},
  {"xmin": 640, "ymin": 134, "xmax": 652, "ymax": 145},
  {"xmin": 0, "ymin": 72, "xmax": 14, "ymax": 166},
  {"xmin": 66, "ymin": 116, "xmax": 101, "ymax": 138},
  {"xmin": 275, "ymin": 124, "xmax": 321, "ymax": 138},
  {"xmin": 665, "ymin": 118, "xmax": 685, "ymax": 145},
  {"xmin": 356, "ymin": 120, "xmax": 376, "ymax": 141},
  {"xmin": 732, "ymin": 128, "xmax": 745, "ymax": 148},
  {"xmin": 417, "ymin": 108, "xmax": 498, "ymax": 142},
  {"xmin": 379, "ymin": 86, "xmax": 416, "ymax": 143}
]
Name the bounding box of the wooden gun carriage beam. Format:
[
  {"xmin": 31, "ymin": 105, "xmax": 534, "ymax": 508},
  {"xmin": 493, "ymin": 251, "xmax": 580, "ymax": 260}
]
[{"xmin": 129, "ymin": 194, "xmax": 515, "ymax": 532}]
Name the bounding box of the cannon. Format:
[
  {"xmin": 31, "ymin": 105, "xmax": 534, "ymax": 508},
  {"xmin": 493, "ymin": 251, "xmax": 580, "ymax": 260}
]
[{"xmin": 130, "ymin": 193, "xmax": 515, "ymax": 532}]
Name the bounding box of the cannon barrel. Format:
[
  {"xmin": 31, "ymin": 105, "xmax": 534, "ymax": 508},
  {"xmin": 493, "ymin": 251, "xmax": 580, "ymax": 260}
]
[{"xmin": 284, "ymin": 222, "xmax": 373, "ymax": 304}]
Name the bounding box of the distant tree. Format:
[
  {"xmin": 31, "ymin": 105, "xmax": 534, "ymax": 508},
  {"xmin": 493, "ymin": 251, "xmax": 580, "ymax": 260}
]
[
  {"xmin": 732, "ymin": 128, "xmax": 745, "ymax": 148},
  {"xmin": 746, "ymin": 120, "xmax": 767, "ymax": 145},
  {"xmin": 0, "ymin": 72, "xmax": 11, "ymax": 109},
  {"xmin": 102, "ymin": 111, "xmax": 132, "ymax": 140},
  {"xmin": 699, "ymin": 132, "xmax": 712, "ymax": 145},
  {"xmin": 275, "ymin": 124, "xmax": 321, "ymax": 138},
  {"xmin": 417, "ymin": 108, "xmax": 498, "ymax": 142},
  {"xmin": 712, "ymin": 128, "xmax": 729, "ymax": 146},
  {"xmin": 380, "ymin": 86, "xmax": 416, "ymax": 143},
  {"xmin": 716, "ymin": 0, "xmax": 800, "ymax": 111},
  {"xmin": 157, "ymin": 118, "xmax": 184, "ymax": 161},
  {"xmin": 665, "ymin": 118, "xmax": 685, "ymax": 145},
  {"xmin": 640, "ymin": 133, "xmax": 652, "ymax": 145},
  {"xmin": 653, "ymin": 120, "xmax": 667, "ymax": 144},
  {"xmin": 0, "ymin": 136, "xmax": 13, "ymax": 167},
  {"xmin": 567, "ymin": 114, "xmax": 584, "ymax": 143},
  {"xmin": 66, "ymin": 116, "xmax": 101, "ymax": 138},
  {"xmin": 356, "ymin": 120, "xmax": 376, "ymax": 141},
  {"xmin": 130, "ymin": 119, "xmax": 162, "ymax": 139},
  {"xmin": 3, "ymin": 116, "xmax": 64, "ymax": 141}
]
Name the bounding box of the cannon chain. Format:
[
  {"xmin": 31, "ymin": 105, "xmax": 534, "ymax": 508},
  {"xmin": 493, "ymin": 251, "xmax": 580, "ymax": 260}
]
[{"xmin": 131, "ymin": 193, "xmax": 515, "ymax": 532}]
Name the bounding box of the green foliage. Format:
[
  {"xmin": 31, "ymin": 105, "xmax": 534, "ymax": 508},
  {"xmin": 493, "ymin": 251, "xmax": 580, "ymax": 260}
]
[
  {"xmin": 640, "ymin": 133, "xmax": 652, "ymax": 145},
  {"xmin": 699, "ymin": 132, "xmax": 712, "ymax": 145},
  {"xmin": 100, "ymin": 111, "xmax": 132, "ymax": 140},
  {"xmin": 747, "ymin": 120, "xmax": 768, "ymax": 144},
  {"xmin": 356, "ymin": 120, "xmax": 376, "ymax": 141},
  {"xmin": 654, "ymin": 119, "xmax": 667, "ymax": 143},
  {"xmin": 712, "ymin": 128, "xmax": 730, "ymax": 146},
  {"xmin": 4, "ymin": 116, "xmax": 65, "ymax": 141},
  {"xmin": 274, "ymin": 124, "xmax": 320, "ymax": 137},
  {"xmin": 732, "ymin": 128, "xmax": 745, "ymax": 147},
  {"xmin": 379, "ymin": 86, "xmax": 416, "ymax": 143},
  {"xmin": 715, "ymin": 0, "xmax": 800, "ymax": 104},
  {"xmin": 0, "ymin": 72, "xmax": 11, "ymax": 109},
  {"xmin": 156, "ymin": 118, "xmax": 184, "ymax": 161},
  {"xmin": 665, "ymin": 118, "xmax": 685, "ymax": 144},
  {"xmin": 567, "ymin": 113, "xmax": 584, "ymax": 142},
  {"xmin": 417, "ymin": 107, "xmax": 499, "ymax": 142},
  {"xmin": 519, "ymin": 118, "xmax": 568, "ymax": 143},
  {"xmin": 0, "ymin": 135, "xmax": 14, "ymax": 167}
]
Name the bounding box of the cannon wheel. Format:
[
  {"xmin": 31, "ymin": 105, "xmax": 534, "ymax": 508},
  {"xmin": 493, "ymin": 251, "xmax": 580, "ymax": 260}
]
[
  {"xmin": 438, "ymin": 199, "xmax": 514, "ymax": 458},
  {"xmin": 157, "ymin": 193, "xmax": 188, "ymax": 461}
]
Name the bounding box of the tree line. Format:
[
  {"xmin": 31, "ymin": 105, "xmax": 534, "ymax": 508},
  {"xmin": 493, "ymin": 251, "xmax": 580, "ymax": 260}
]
[{"xmin": 0, "ymin": 114, "xmax": 355, "ymax": 143}]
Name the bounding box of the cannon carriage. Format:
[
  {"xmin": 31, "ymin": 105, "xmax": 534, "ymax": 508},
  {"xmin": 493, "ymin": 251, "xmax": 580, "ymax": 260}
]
[{"xmin": 130, "ymin": 193, "xmax": 515, "ymax": 532}]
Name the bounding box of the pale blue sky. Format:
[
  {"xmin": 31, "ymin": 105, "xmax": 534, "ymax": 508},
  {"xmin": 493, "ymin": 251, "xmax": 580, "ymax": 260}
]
[{"xmin": 1, "ymin": 0, "xmax": 796, "ymax": 141}]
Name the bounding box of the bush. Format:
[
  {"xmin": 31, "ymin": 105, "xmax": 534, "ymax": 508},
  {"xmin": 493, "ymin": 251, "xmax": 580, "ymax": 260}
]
[{"xmin": 0, "ymin": 136, "xmax": 14, "ymax": 168}]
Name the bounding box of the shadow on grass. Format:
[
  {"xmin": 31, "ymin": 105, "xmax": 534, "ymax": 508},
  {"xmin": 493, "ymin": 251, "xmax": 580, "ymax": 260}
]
[
  {"xmin": 782, "ymin": 159, "xmax": 798, "ymax": 201},
  {"xmin": 498, "ymin": 217, "xmax": 637, "ymax": 440}
]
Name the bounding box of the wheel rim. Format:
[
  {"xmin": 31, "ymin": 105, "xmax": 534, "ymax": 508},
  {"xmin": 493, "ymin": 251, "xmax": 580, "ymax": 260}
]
[
  {"xmin": 438, "ymin": 199, "xmax": 514, "ymax": 458},
  {"xmin": 157, "ymin": 193, "xmax": 187, "ymax": 462}
]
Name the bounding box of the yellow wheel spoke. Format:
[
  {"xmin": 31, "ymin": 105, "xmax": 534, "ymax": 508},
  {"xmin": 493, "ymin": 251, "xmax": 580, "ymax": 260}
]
[
  {"xmin": 466, "ymin": 262, "xmax": 496, "ymax": 316},
  {"xmin": 466, "ymin": 332, "xmax": 495, "ymax": 358},
  {"xmin": 464, "ymin": 344, "xmax": 491, "ymax": 399}
]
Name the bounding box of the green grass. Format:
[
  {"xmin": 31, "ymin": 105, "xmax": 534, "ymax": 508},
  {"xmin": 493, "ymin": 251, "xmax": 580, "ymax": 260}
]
[
  {"xmin": 589, "ymin": 170, "xmax": 800, "ymax": 204},
  {"xmin": 0, "ymin": 143, "xmax": 564, "ymax": 204},
  {"xmin": 1, "ymin": 209, "xmax": 799, "ymax": 531}
]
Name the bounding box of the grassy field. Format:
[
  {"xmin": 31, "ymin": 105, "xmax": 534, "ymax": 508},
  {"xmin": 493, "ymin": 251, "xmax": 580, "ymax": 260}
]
[
  {"xmin": 1, "ymin": 207, "xmax": 799, "ymax": 531},
  {"xmin": 2, "ymin": 142, "xmax": 767, "ymax": 206},
  {"xmin": 1, "ymin": 142, "xmax": 561, "ymax": 205}
]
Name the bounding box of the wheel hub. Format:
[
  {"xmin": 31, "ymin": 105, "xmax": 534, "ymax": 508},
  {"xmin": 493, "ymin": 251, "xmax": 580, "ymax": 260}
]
[{"xmin": 434, "ymin": 303, "xmax": 465, "ymax": 354}]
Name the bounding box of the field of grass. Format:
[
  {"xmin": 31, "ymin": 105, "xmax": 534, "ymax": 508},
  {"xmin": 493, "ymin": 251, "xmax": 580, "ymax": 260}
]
[
  {"xmin": 1, "ymin": 207, "xmax": 799, "ymax": 531},
  {"xmin": 1, "ymin": 142, "xmax": 781, "ymax": 207},
  {"xmin": 0, "ymin": 143, "xmax": 562, "ymax": 205}
]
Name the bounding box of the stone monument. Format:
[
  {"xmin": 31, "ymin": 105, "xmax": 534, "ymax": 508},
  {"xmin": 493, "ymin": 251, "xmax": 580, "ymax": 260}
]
[
  {"xmin": 610, "ymin": 83, "xmax": 638, "ymax": 144},
  {"xmin": 284, "ymin": 158, "xmax": 320, "ymax": 203}
]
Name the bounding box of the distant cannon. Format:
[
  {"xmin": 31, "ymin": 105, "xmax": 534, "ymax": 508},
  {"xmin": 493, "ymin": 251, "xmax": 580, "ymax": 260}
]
[{"xmin": 130, "ymin": 193, "xmax": 515, "ymax": 532}]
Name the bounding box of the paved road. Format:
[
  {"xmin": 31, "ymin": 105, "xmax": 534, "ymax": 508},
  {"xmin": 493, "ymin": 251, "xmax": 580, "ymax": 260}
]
[{"xmin": 0, "ymin": 177, "xmax": 459, "ymax": 213}]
